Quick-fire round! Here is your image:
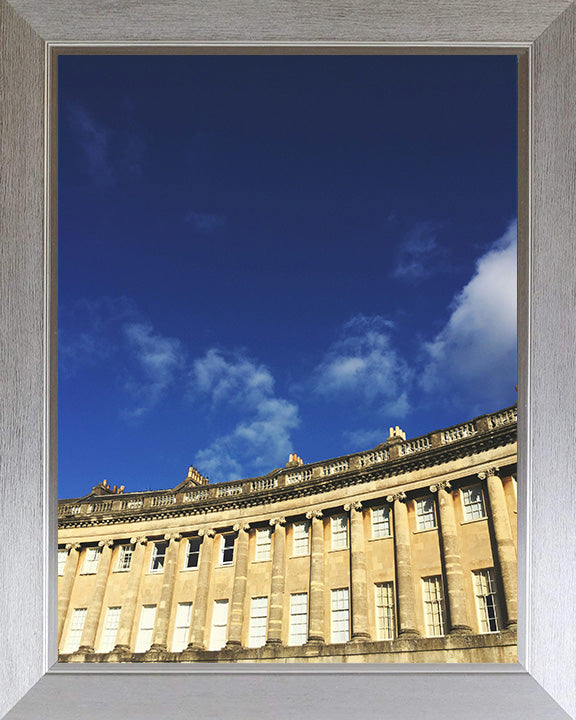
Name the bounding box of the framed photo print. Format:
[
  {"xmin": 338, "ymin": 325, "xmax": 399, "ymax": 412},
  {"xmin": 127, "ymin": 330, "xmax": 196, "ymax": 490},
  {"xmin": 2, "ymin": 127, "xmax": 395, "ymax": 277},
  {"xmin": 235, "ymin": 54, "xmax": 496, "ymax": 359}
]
[{"xmin": 1, "ymin": 1, "xmax": 575, "ymax": 719}]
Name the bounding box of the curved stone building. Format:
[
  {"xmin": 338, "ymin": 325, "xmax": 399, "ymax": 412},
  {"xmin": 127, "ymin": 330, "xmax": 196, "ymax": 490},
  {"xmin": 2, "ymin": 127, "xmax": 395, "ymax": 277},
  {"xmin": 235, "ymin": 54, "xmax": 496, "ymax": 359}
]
[{"xmin": 57, "ymin": 405, "xmax": 517, "ymax": 663}]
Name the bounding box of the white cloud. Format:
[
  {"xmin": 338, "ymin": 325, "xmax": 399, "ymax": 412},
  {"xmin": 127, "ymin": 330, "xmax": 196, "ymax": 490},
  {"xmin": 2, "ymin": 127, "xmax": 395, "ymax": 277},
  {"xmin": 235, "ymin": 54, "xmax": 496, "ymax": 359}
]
[
  {"xmin": 190, "ymin": 350, "xmax": 299, "ymax": 482},
  {"xmin": 420, "ymin": 220, "xmax": 517, "ymax": 405},
  {"xmin": 68, "ymin": 104, "xmax": 113, "ymax": 185},
  {"xmin": 312, "ymin": 314, "xmax": 412, "ymax": 416},
  {"xmin": 393, "ymin": 221, "xmax": 446, "ymax": 279},
  {"xmin": 123, "ymin": 323, "xmax": 183, "ymax": 417}
]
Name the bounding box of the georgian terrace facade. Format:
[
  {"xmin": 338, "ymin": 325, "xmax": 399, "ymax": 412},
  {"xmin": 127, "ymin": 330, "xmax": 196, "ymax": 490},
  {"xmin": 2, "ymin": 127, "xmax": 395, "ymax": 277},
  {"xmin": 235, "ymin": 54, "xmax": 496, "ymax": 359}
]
[{"xmin": 57, "ymin": 405, "xmax": 518, "ymax": 664}]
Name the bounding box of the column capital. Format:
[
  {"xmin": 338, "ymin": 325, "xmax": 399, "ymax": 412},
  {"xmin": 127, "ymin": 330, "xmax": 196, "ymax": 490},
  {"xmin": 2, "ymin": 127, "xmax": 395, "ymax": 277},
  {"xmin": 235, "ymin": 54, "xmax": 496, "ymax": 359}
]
[
  {"xmin": 269, "ymin": 517, "xmax": 286, "ymax": 527},
  {"xmin": 344, "ymin": 501, "xmax": 362, "ymax": 512},
  {"xmin": 65, "ymin": 543, "xmax": 81, "ymax": 551},
  {"xmin": 430, "ymin": 480, "xmax": 452, "ymax": 493},
  {"xmin": 163, "ymin": 532, "xmax": 182, "ymax": 542},
  {"xmin": 98, "ymin": 538, "xmax": 114, "ymax": 548},
  {"xmin": 478, "ymin": 466, "xmax": 500, "ymax": 480},
  {"xmin": 387, "ymin": 492, "xmax": 407, "ymax": 503},
  {"xmin": 233, "ymin": 522, "xmax": 250, "ymax": 532},
  {"xmin": 130, "ymin": 536, "xmax": 148, "ymax": 545},
  {"xmin": 198, "ymin": 527, "xmax": 215, "ymax": 538},
  {"xmin": 306, "ymin": 509, "xmax": 323, "ymax": 520}
]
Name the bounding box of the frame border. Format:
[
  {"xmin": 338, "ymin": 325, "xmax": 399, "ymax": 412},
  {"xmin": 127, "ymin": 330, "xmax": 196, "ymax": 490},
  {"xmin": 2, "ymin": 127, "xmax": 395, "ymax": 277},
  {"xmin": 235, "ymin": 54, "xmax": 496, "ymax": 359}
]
[{"xmin": 1, "ymin": 2, "xmax": 575, "ymax": 718}]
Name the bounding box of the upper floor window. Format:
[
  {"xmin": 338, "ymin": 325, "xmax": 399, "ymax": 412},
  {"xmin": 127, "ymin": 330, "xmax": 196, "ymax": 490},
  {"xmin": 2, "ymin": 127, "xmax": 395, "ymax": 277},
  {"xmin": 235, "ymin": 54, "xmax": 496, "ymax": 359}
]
[
  {"xmin": 149, "ymin": 541, "xmax": 168, "ymax": 572},
  {"xmin": 331, "ymin": 514, "xmax": 348, "ymax": 550},
  {"xmin": 371, "ymin": 506, "xmax": 391, "ymax": 539},
  {"xmin": 220, "ymin": 534, "xmax": 235, "ymax": 566},
  {"xmin": 292, "ymin": 521, "xmax": 309, "ymax": 556},
  {"xmin": 58, "ymin": 548, "xmax": 68, "ymax": 576},
  {"xmin": 415, "ymin": 497, "xmax": 436, "ymax": 531},
  {"xmin": 82, "ymin": 546, "xmax": 101, "ymax": 574},
  {"xmin": 473, "ymin": 568, "xmax": 501, "ymax": 633},
  {"xmin": 116, "ymin": 544, "xmax": 133, "ymax": 571},
  {"xmin": 185, "ymin": 536, "xmax": 201, "ymax": 569},
  {"xmin": 461, "ymin": 485, "xmax": 487, "ymax": 521},
  {"xmin": 254, "ymin": 527, "xmax": 272, "ymax": 561}
]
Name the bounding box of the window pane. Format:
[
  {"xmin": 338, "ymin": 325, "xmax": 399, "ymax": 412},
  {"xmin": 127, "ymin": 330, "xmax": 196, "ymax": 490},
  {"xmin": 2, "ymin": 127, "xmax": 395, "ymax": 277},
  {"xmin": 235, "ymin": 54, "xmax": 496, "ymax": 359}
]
[
  {"xmin": 473, "ymin": 568, "xmax": 501, "ymax": 633},
  {"xmin": 248, "ymin": 597, "xmax": 268, "ymax": 647},
  {"xmin": 331, "ymin": 588, "xmax": 350, "ymax": 642},
  {"xmin": 185, "ymin": 536, "xmax": 201, "ymax": 569},
  {"xmin": 117, "ymin": 545, "xmax": 133, "ymax": 571},
  {"xmin": 331, "ymin": 515, "xmax": 348, "ymax": 550},
  {"xmin": 416, "ymin": 498, "xmax": 436, "ymax": 530},
  {"xmin": 255, "ymin": 528, "xmax": 272, "ymax": 561},
  {"xmin": 99, "ymin": 606, "xmax": 121, "ymax": 652},
  {"xmin": 375, "ymin": 582, "xmax": 395, "ymax": 639},
  {"xmin": 221, "ymin": 534, "xmax": 235, "ymax": 565},
  {"xmin": 293, "ymin": 521, "xmax": 309, "ymax": 556},
  {"xmin": 135, "ymin": 605, "xmax": 156, "ymax": 653},
  {"xmin": 172, "ymin": 602, "xmax": 193, "ymax": 651},
  {"xmin": 64, "ymin": 608, "xmax": 87, "ymax": 653},
  {"xmin": 82, "ymin": 547, "xmax": 101, "ymax": 574},
  {"xmin": 422, "ymin": 576, "xmax": 445, "ymax": 636},
  {"xmin": 289, "ymin": 593, "xmax": 308, "ymax": 645},
  {"xmin": 462, "ymin": 486, "xmax": 487, "ymax": 521},
  {"xmin": 150, "ymin": 541, "xmax": 168, "ymax": 572},
  {"xmin": 58, "ymin": 548, "xmax": 68, "ymax": 576},
  {"xmin": 372, "ymin": 507, "xmax": 391, "ymax": 539},
  {"xmin": 209, "ymin": 600, "xmax": 229, "ymax": 650}
]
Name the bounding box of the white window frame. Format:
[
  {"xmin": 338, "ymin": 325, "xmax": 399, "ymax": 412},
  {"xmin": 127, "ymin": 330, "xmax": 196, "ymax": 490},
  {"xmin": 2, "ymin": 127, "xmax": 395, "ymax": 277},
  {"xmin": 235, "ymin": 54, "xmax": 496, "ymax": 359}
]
[
  {"xmin": 98, "ymin": 606, "xmax": 121, "ymax": 653},
  {"xmin": 292, "ymin": 521, "xmax": 310, "ymax": 556},
  {"xmin": 247, "ymin": 596, "xmax": 268, "ymax": 647},
  {"xmin": 209, "ymin": 599, "xmax": 229, "ymax": 650},
  {"xmin": 57, "ymin": 548, "xmax": 68, "ymax": 576},
  {"xmin": 184, "ymin": 536, "xmax": 201, "ymax": 570},
  {"xmin": 375, "ymin": 582, "xmax": 395, "ymax": 640},
  {"xmin": 254, "ymin": 527, "xmax": 272, "ymax": 562},
  {"xmin": 330, "ymin": 587, "xmax": 350, "ymax": 643},
  {"xmin": 81, "ymin": 546, "xmax": 101, "ymax": 574},
  {"xmin": 371, "ymin": 506, "xmax": 392, "ymax": 539},
  {"xmin": 473, "ymin": 568, "xmax": 501, "ymax": 633},
  {"xmin": 149, "ymin": 541, "xmax": 168, "ymax": 573},
  {"xmin": 331, "ymin": 514, "xmax": 348, "ymax": 550},
  {"xmin": 219, "ymin": 534, "xmax": 235, "ymax": 566},
  {"xmin": 135, "ymin": 605, "xmax": 156, "ymax": 653},
  {"xmin": 116, "ymin": 544, "xmax": 133, "ymax": 571},
  {"xmin": 63, "ymin": 607, "xmax": 87, "ymax": 654},
  {"xmin": 415, "ymin": 497, "xmax": 437, "ymax": 531},
  {"xmin": 422, "ymin": 575, "xmax": 446, "ymax": 637},
  {"xmin": 461, "ymin": 485, "xmax": 487, "ymax": 521},
  {"xmin": 288, "ymin": 592, "xmax": 308, "ymax": 646},
  {"xmin": 171, "ymin": 602, "xmax": 193, "ymax": 651}
]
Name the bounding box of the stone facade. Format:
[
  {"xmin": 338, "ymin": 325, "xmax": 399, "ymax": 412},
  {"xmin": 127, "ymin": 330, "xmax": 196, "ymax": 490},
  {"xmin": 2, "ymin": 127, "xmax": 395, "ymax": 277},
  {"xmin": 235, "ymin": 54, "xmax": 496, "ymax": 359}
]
[{"xmin": 57, "ymin": 406, "xmax": 517, "ymax": 663}]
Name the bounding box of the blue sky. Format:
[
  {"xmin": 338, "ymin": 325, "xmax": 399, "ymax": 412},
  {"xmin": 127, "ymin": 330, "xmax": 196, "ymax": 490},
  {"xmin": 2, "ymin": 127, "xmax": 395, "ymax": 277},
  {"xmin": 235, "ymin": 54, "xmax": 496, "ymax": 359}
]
[{"xmin": 58, "ymin": 55, "xmax": 517, "ymax": 498}]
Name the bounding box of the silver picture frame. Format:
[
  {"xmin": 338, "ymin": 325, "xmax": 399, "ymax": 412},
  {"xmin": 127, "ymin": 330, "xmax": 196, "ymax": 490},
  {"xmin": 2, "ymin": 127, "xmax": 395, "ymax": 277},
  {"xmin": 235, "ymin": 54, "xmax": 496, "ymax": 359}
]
[{"xmin": 1, "ymin": 1, "xmax": 575, "ymax": 718}]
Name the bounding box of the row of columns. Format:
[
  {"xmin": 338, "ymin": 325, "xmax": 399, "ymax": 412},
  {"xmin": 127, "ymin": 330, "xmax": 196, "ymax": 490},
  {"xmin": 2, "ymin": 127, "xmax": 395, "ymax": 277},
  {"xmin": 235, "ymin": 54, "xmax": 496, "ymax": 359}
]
[{"xmin": 59, "ymin": 467, "xmax": 516, "ymax": 653}]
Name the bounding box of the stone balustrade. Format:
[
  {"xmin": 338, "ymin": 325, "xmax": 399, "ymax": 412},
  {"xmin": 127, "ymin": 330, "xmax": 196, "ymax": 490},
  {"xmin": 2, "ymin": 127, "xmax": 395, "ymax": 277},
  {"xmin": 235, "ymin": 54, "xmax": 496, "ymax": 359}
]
[{"xmin": 58, "ymin": 406, "xmax": 517, "ymax": 519}]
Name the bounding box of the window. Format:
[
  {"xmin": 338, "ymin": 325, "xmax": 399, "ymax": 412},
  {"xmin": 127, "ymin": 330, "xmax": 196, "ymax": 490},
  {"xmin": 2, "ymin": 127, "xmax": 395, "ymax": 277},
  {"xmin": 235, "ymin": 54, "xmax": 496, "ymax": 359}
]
[
  {"xmin": 473, "ymin": 568, "xmax": 501, "ymax": 633},
  {"xmin": 461, "ymin": 485, "xmax": 487, "ymax": 521},
  {"xmin": 98, "ymin": 606, "xmax": 121, "ymax": 652},
  {"xmin": 150, "ymin": 541, "xmax": 168, "ymax": 572},
  {"xmin": 82, "ymin": 546, "xmax": 101, "ymax": 574},
  {"xmin": 116, "ymin": 544, "xmax": 133, "ymax": 571},
  {"xmin": 58, "ymin": 548, "xmax": 68, "ymax": 576},
  {"xmin": 255, "ymin": 527, "xmax": 272, "ymax": 561},
  {"xmin": 64, "ymin": 608, "xmax": 87, "ymax": 653},
  {"xmin": 331, "ymin": 515, "xmax": 348, "ymax": 550},
  {"xmin": 135, "ymin": 605, "xmax": 156, "ymax": 653},
  {"xmin": 209, "ymin": 599, "xmax": 229, "ymax": 650},
  {"xmin": 171, "ymin": 602, "xmax": 193, "ymax": 651},
  {"xmin": 292, "ymin": 521, "xmax": 309, "ymax": 556},
  {"xmin": 422, "ymin": 576, "xmax": 446, "ymax": 637},
  {"xmin": 289, "ymin": 593, "xmax": 308, "ymax": 645},
  {"xmin": 331, "ymin": 588, "xmax": 350, "ymax": 643},
  {"xmin": 247, "ymin": 596, "xmax": 268, "ymax": 647},
  {"xmin": 371, "ymin": 506, "xmax": 391, "ymax": 539},
  {"xmin": 220, "ymin": 534, "xmax": 235, "ymax": 566},
  {"xmin": 415, "ymin": 497, "xmax": 437, "ymax": 531},
  {"xmin": 184, "ymin": 536, "xmax": 201, "ymax": 569},
  {"xmin": 375, "ymin": 582, "xmax": 395, "ymax": 640}
]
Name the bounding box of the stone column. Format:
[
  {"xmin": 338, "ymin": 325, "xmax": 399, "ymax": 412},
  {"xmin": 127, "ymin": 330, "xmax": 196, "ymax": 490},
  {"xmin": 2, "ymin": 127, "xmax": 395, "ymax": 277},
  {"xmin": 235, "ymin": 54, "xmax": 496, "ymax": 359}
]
[
  {"xmin": 58, "ymin": 543, "xmax": 81, "ymax": 644},
  {"xmin": 76, "ymin": 539, "xmax": 114, "ymax": 653},
  {"xmin": 480, "ymin": 467, "xmax": 517, "ymax": 628},
  {"xmin": 112, "ymin": 536, "xmax": 148, "ymax": 653},
  {"xmin": 344, "ymin": 501, "xmax": 370, "ymax": 641},
  {"xmin": 266, "ymin": 517, "xmax": 286, "ymax": 645},
  {"xmin": 306, "ymin": 509, "xmax": 325, "ymax": 644},
  {"xmin": 431, "ymin": 481, "xmax": 472, "ymax": 635},
  {"xmin": 187, "ymin": 528, "xmax": 215, "ymax": 650},
  {"xmin": 148, "ymin": 533, "xmax": 182, "ymax": 652},
  {"xmin": 389, "ymin": 493, "xmax": 420, "ymax": 637},
  {"xmin": 226, "ymin": 523, "xmax": 251, "ymax": 647}
]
